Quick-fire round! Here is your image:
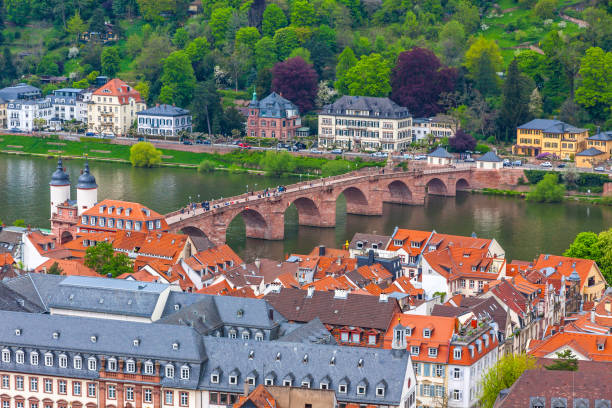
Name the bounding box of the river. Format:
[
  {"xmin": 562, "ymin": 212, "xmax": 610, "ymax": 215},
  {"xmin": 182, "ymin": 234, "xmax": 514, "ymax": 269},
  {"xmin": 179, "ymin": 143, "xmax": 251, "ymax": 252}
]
[{"xmin": 1, "ymin": 154, "xmax": 611, "ymax": 262}]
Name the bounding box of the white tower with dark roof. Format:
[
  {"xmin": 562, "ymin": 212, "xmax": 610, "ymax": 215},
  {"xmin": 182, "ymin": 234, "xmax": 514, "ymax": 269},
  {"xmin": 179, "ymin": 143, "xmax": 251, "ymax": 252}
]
[
  {"xmin": 49, "ymin": 157, "xmax": 71, "ymax": 217},
  {"xmin": 76, "ymin": 159, "xmax": 98, "ymax": 215}
]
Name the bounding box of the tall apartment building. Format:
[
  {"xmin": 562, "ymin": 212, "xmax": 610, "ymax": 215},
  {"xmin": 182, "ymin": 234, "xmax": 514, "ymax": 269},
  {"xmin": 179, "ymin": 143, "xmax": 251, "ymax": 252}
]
[
  {"xmin": 513, "ymin": 119, "xmax": 589, "ymax": 159},
  {"xmin": 318, "ymin": 96, "xmax": 412, "ymax": 152},
  {"xmin": 50, "ymin": 88, "xmax": 88, "ymax": 124},
  {"xmin": 7, "ymin": 99, "xmax": 53, "ymax": 132},
  {"xmin": 87, "ymin": 79, "xmax": 146, "ymax": 136}
]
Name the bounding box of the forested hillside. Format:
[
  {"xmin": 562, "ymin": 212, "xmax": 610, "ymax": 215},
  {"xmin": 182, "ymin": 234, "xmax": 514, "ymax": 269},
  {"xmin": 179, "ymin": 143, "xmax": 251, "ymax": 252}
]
[{"xmin": 0, "ymin": 0, "xmax": 610, "ymax": 140}]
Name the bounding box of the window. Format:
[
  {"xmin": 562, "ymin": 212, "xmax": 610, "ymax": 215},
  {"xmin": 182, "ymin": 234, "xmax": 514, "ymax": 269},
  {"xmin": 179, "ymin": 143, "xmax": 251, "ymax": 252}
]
[
  {"xmin": 429, "ymin": 347, "xmax": 438, "ymax": 357},
  {"xmin": 423, "ymin": 329, "xmax": 431, "ymax": 338},
  {"xmin": 211, "ymin": 374, "xmax": 219, "ymax": 383},
  {"xmin": 165, "ymin": 391, "xmax": 173, "ymax": 405},
  {"xmin": 352, "ymin": 333, "xmax": 360, "ymax": 343},
  {"xmin": 87, "ymin": 383, "xmax": 96, "ymax": 397},
  {"xmin": 229, "ymin": 376, "xmax": 238, "ymax": 385},
  {"xmin": 88, "ymin": 358, "xmax": 96, "ymax": 371},
  {"xmin": 436, "ymin": 364, "xmax": 444, "ymax": 377},
  {"xmin": 144, "ymin": 389, "xmax": 152, "ymax": 403},
  {"xmin": 126, "ymin": 387, "xmax": 134, "ymax": 401},
  {"xmin": 453, "ymin": 367, "xmax": 462, "ymax": 379},
  {"xmin": 341, "ymin": 332, "xmax": 349, "ymax": 342},
  {"xmin": 107, "ymin": 385, "xmax": 116, "ymax": 399},
  {"xmin": 301, "ymin": 381, "xmax": 310, "ymax": 388},
  {"xmin": 16, "ymin": 351, "xmax": 24, "ymax": 364},
  {"xmin": 31, "ymin": 352, "xmax": 39, "ymax": 365},
  {"xmin": 338, "ymin": 384, "xmax": 347, "ymax": 393},
  {"xmin": 368, "ymin": 334, "xmax": 377, "ymax": 345},
  {"xmin": 180, "ymin": 366, "xmax": 190, "ymax": 380},
  {"xmin": 469, "ymin": 280, "xmax": 475, "ymax": 289},
  {"xmin": 44, "ymin": 379, "xmax": 52, "ymax": 393},
  {"xmin": 73, "ymin": 381, "xmax": 81, "ymax": 396},
  {"xmin": 16, "ymin": 376, "xmax": 23, "ymax": 390},
  {"xmin": 320, "ymin": 382, "xmax": 328, "ymax": 390},
  {"xmin": 255, "ymin": 333, "xmax": 264, "ymax": 341},
  {"xmin": 411, "ymin": 346, "xmax": 420, "ymax": 356},
  {"xmin": 1, "ymin": 349, "xmax": 9, "ymax": 362},
  {"xmin": 283, "ymin": 379, "xmax": 292, "ymax": 387},
  {"xmin": 376, "ymin": 387, "xmax": 385, "ymax": 397},
  {"xmin": 454, "ymin": 348, "xmax": 462, "ymax": 360},
  {"xmin": 2, "ymin": 375, "xmax": 8, "ymax": 389},
  {"xmin": 126, "ymin": 360, "xmax": 135, "ymax": 373},
  {"xmin": 436, "ymin": 385, "xmax": 444, "ymax": 397},
  {"xmin": 144, "ymin": 361, "xmax": 154, "ymax": 375},
  {"xmin": 30, "ymin": 377, "xmax": 38, "ymax": 391},
  {"xmin": 59, "ymin": 355, "xmax": 67, "ymax": 368},
  {"xmin": 265, "ymin": 378, "xmax": 274, "ymax": 386},
  {"xmin": 166, "ymin": 365, "xmax": 175, "ymax": 378},
  {"xmin": 180, "ymin": 392, "xmax": 188, "ymax": 407},
  {"xmin": 242, "ymin": 332, "xmax": 250, "ymax": 340},
  {"xmin": 58, "ymin": 380, "xmax": 67, "ymax": 394},
  {"xmin": 228, "ymin": 330, "xmax": 236, "ymax": 339},
  {"xmin": 107, "ymin": 359, "xmax": 117, "ymax": 371},
  {"xmin": 453, "ymin": 389, "xmax": 462, "ymax": 401},
  {"xmin": 357, "ymin": 386, "xmax": 366, "ymax": 395}
]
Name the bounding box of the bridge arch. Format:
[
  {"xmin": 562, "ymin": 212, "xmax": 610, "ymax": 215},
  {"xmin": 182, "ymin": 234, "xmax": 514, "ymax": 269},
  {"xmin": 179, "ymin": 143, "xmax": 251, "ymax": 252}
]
[
  {"xmin": 227, "ymin": 207, "xmax": 270, "ymax": 240},
  {"xmin": 60, "ymin": 231, "xmax": 73, "ymax": 244},
  {"xmin": 338, "ymin": 186, "xmax": 370, "ymax": 215},
  {"xmin": 426, "ymin": 177, "xmax": 448, "ymax": 195},
  {"xmin": 289, "ymin": 197, "xmax": 321, "ymax": 226},
  {"xmin": 387, "ymin": 180, "xmax": 413, "ymax": 201},
  {"xmin": 456, "ymin": 178, "xmax": 470, "ymax": 191}
]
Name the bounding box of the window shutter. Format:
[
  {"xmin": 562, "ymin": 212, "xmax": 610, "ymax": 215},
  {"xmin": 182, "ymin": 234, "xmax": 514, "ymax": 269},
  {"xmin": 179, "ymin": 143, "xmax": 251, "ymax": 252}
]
[
  {"xmin": 420, "ymin": 384, "xmax": 424, "ymax": 396},
  {"xmin": 441, "ymin": 366, "xmax": 445, "ymax": 378},
  {"xmin": 424, "ymin": 363, "xmax": 431, "ymax": 377}
]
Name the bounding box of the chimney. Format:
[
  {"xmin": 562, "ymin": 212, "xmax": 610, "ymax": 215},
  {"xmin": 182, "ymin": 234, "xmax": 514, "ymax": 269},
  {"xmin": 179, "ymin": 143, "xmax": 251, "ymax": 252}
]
[
  {"xmin": 591, "ymin": 308, "xmax": 595, "ymax": 323},
  {"xmin": 243, "ymin": 380, "xmax": 250, "ymax": 397},
  {"xmin": 336, "ymin": 257, "xmax": 341, "ymax": 265},
  {"xmin": 606, "ymin": 301, "xmax": 611, "ymax": 313},
  {"xmin": 254, "ymin": 258, "xmax": 261, "ymax": 270},
  {"xmin": 379, "ymin": 293, "xmax": 389, "ymax": 302},
  {"xmin": 318, "ymin": 245, "xmax": 325, "ymax": 256},
  {"xmin": 307, "ymin": 286, "xmax": 315, "ymax": 297},
  {"xmin": 368, "ymin": 250, "xmax": 375, "ymax": 265}
]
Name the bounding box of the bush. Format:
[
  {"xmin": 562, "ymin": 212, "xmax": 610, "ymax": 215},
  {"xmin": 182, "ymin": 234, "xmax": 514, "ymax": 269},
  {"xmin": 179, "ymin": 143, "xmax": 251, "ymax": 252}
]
[
  {"xmin": 129, "ymin": 142, "xmax": 162, "ymax": 168},
  {"xmin": 576, "ymin": 173, "xmax": 609, "ymax": 188},
  {"xmin": 322, "ymin": 160, "xmax": 350, "ymax": 177},
  {"xmin": 476, "ymin": 144, "xmax": 491, "ymax": 153},
  {"xmin": 259, "ymin": 151, "xmax": 296, "ymax": 176},
  {"xmin": 526, "ymin": 173, "xmax": 565, "ymax": 203},
  {"xmin": 524, "ymin": 169, "xmax": 548, "ymax": 184},
  {"xmin": 197, "ymin": 159, "xmax": 216, "ymax": 173}
]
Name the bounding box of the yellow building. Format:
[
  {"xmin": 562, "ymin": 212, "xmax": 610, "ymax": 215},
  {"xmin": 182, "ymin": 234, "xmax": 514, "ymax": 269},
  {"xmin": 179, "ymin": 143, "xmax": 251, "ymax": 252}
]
[
  {"xmin": 87, "ymin": 78, "xmax": 146, "ymax": 136},
  {"xmin": 576, "ymin": 130, "xmax": 612, "ymax": 168},
  {"xmin": 513, "ymin": 119, "xmax": 589, "ymax": 160}
]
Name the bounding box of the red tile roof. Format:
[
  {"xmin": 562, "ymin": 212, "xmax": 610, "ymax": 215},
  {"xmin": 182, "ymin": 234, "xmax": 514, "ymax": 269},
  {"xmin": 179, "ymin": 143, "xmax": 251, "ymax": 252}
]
[
  {"xmin": 0, "ymin": 253, "xmax": 14, "ymax": 266},
  {"xmin": 534, "ymin": 254, "xmax": 599, "ymax": 289},
  {"xmin": 93, "ymin": 78, "xmax": 143, "ymax": 104},
  {"xmin": 185, "ymin": 244, "xmax": 243, "ymax": 278},
  {"xmin": 529, "ymin": 331, "xmax": 612, "ymax": 362},
  {"xmin": 233, "ymin": 384, "xmax": 276, "ymax": 408},
  {"xmin": 387, "ymin": 229, "xmax": 432, "ymax": 256},
  {"xmin": 35, "ymin": 259, "xmax": 98, "ymax": 277},
  {"xmin": 487, "ymin": 279, "xmax": 529, "ymax": 316},
  {"xmin": 78, "ymin": 199, "xmax": 167, "ymax": 233},
  {"xmin": 356, "ymin": 264, "xmax": 393, "ymax": 283}
]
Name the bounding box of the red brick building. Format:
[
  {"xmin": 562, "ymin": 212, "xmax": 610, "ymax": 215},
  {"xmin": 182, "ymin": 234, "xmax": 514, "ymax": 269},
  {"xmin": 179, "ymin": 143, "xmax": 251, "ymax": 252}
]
[{"xmin": 247, "ymin": 91, "xmax": 301, "ymax": 140}]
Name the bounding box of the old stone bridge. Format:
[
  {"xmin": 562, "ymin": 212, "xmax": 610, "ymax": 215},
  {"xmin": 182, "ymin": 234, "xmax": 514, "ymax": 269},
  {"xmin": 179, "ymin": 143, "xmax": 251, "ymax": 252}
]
[{"xmin": 165, "ymin": 166, "xmax": 523, "ymax": 245}]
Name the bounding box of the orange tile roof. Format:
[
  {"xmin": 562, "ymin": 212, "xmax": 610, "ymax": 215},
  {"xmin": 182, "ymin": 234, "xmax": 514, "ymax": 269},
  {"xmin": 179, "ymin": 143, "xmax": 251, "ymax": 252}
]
[
  {"xmin": 35, "ymin": 259, "xmax": 98, "ymax": 277},
  {"xmin": 387, "ymin": 229, "xmax": 432, "ymax": 256},
  {"xmin": 227, "ymin": 286, "xmax": 258, "ymax": 298},
  {"xmin": 357, "ymin": 264, "xmax": 393, "ymax": 283},
  {"xmin": 534, "ymin": 254, "xmax": 599, "ymax": 289},
  {"xmin": 0, "ymin": 253, "xmax": 14, "ymax": 266},
  {"xmin": 274, "ymin": 272, "xmax": 300, "ymax": 288},
  {"xmin": 364, "ymin": 282, "xmax": 383, "ymax": 295},
  {"xmin": 382, "ymin": 276, "xmax": 424, "ymax": 296},
  {"xmin": 197, "ymin": 278, "xmax": 233, "ymax": 295},
  {"xmin": 307, "ymin": 246, "xmax": 350, "ymax": 258},
  {"xmin": 303, "ymin": 275, "xmax": 356, "ymax": 292},
  {"xmin": 424, "ymin": 246, "xmax": 503, "ymax": 281},
  {"xmin": 233, "ymin": 384, "xmax": 276, "ymax": 408},
  {"xmin": 113, "ymin": 230, "xmax": 187, "ymax": 262},
  {"xmin": 78, "ymin": 199, "xmax": 168, "ymax": 233},
  {"xmin": 594, "ymin": 295, "xmax": 612, "ymax": 327},
  {"xmin": 26, "ymin": 232, "xmax": 72, "ymax": 259},
  {"xmin": 117, "ymin": 268, "xmax": 159, "ymax": 283},
  {"xmin": 427, "ymin": 232, "xmax": 492, "ymax": 251},
  {"xmin": 185, "ymin": 244, "xmax": 243, "ymax": 276},
  {"xmin": 569, "ymin": 314, "xmax": 610, "ymax": 335},
  {"xmin": 93, "ymin": 78, "xmax": 143, "ymax": 103},
  {"xmin": 529, "ymin": 332, "xmax": 612, "ymax": 362},
  {"xmin": 63, "ymin": 232, "xmax": 117, "ymax": 258}
]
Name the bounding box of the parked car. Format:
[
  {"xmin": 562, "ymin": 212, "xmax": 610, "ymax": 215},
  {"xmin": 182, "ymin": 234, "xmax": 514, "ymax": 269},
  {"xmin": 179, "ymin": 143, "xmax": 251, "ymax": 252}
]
[
  {"xmin": 594, "ymin": 166, "xmax": 605, "ymax": 172},
  {"xmin": 182, "ymin": 140, "xmax": 193, "ymax": 145},
  {"xmin": 403, "ymin": 154, "xmax": 414, "ymax": 160},
  {"xmin": 85, "ymin": 132, "xmax": 96, "ymax": 137},
  {"xmin": 503, "ymin": 159, "xmax": 511, "ymax": 167},
  {"xmin": 9, "ymin": 128, "xmax": 21, "ymax": 133},
  {"xmin": 310, "ymin": 148, "xmax": 323, "ymax": 154},
  {"xmin": 414, "ymin": 155, "xmax": 427, "ymax": 160},
  {"xmin": 202, "ymin": 140, "xmax": 211, "ymax": 145},
  {"xmin": 102, "ymin": 133, "xmax": 115, "ymax": 139},
  {"xmin": 512, "ymin": 160, "xmax": 523, "ymax": 167},
  {"xmin": 557, "ymin": 163, "xmax": 566, "ymax": 168},
  {"xmin": 137, "ymin": 137, "xmax": 144, "ymax": 141},
  {"xmin": 238, "ymin": 142, "xmax": 251, "ymax": 149},
  {"xmin": 331, "ymin": 148, "xmax": 343, "ymax": 154},
  {"xmin": 294, "ymin": 142, "xmax": 306, "ymax": 150},
  {"xmin": 195, "ymin": 139, "xmax": 203, "ymax": 144},
  {"xmin": 540, "ymin": 161, "xmax": 552, "ymax": 168},
  {"xmin": 464, "ymin": 157, "xmax": 475, "ymax": 162}
]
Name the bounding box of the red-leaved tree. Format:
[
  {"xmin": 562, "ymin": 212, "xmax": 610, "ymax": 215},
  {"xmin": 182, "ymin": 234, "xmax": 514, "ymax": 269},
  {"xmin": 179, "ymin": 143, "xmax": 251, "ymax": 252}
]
[
  {"xmin": 449, "ymin": 129, "xmax": 477, "ymax": 152},
  {"xmin": 390, "ymin": 47, "xmax": 457, "ymax": 117},
  {"xmin": 271, "ymin": 56, "xmax": 318, "ymax": 113}
]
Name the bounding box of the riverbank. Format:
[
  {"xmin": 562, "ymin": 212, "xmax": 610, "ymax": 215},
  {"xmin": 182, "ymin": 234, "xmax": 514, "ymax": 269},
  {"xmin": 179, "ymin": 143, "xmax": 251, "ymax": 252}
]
[
  {"xmin": 0, "ymin": 134, "xmax": 381, "ymax": 176},
  {"xmin": 471, "ymin": 187, "xmax": 612, "ymax": 206}
]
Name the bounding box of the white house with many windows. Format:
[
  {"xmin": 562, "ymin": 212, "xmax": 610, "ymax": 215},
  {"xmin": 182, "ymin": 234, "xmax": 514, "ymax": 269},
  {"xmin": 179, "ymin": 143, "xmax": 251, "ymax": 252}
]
[
  {"xmin": 137, "ymin": 104, "xmax": 192, "ymax": 139},
  {"xmin": 50, "ymin": 88, "xmax": 89, "ymax": 124},
  {"xmin": 7, "ymin": 98, "xmax": 53, "ymax": 131}
]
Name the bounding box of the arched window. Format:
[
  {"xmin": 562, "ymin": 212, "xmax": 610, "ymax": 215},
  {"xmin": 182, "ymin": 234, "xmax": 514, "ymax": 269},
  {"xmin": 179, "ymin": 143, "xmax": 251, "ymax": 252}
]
[
  {"xmin": 126, "ymin": 359, "xmax": 135, "ymax": 373},
  {"xmin": 73, "ymin": 356, "xmax": 82, "ymax": 370},
  {"xmin": 180, "ymin": 366, "xmax": 190, "ymax": 380},
  {"xmin": 58, "ymin": 354, "xmax": 67, "ymax": 368},
  {"xmin": 165, "ymin": 364, "xmax": 174, "ymax": 378},
  {"xmin": 1, "ymin": 349, "xmax": 10, "ymax": 363},
  {"xmin": 30, "ymin": 352, "xmax": 39, "ymax": 366},
  {"xmin": 87, "ymin": 357, "xmax": 96, "ymax": 371}
]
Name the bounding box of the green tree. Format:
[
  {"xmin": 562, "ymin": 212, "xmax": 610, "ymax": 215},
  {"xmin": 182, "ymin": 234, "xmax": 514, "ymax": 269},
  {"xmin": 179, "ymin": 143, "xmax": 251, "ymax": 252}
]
[
  {"xmin": 47, "ymin": 262, "xmax": 63, "ymax": 275},
  {"xmin": 273, "ymin": 27, "xmax": 299, "ymax": 60},
  {"xmin": 235, "ymin": 27, "xmax": 260, "ymax": 50},
  {"xmin": 185, "ymin": 37, "xmax": 210, "ymax": 63},
  {"xmin": 198, "ymin": 159, "xmax": 216, "ymax": 172},
  {"xmin": 545, "ymin": 350, "xmax": 579, "ymax": 371},
  {"xmin": 499, "ymin": 60, "xmax": 533, "ymax": 141},
  {"xmin": 464, "ymin": 37, "xmax": 503, "ymax": 96},
  {"xmin": 454, "ymin": 0, "xmax": 479, "ymax": 33},
  {"xmin": 594, "ymin": 229, "xmax": 612, "ymax": 285},
  {"xmin": 480, "ymin": 353, "xmax": 536, "ymax": 408},
  {"xmin": 565, "ymin": 230, "xmax": 611, "ymax": 285},
  {"xmin": 134, "ymin": 81, "xmax": 150, "ymax": 102},
  {"xmin": 534, "ymin": 0, "xmax": 556, "ymax": 19},
  {"xmin": 255, "ymin": 36, "xmax": 278, "ymax": 70},
  {"xmin": 210, "ymin": 7, "xmax": 234, "ymax": 44},
  {"xmin": 13, "ymin": 219, "xmax": 26, "ymax": 227},
  {"xmin": 129, "ymin": 142, "xmax": 162, "ymax": 167},
  {"xmin": 288, "ymin": 47, "xmax": 311, "ymax": 63},
  {"xmin": 172, "ymin": 27, "xmax": 190, "ymax": 48},
  {"xmin": 5, "ymin": 0, "xmax": 30, "ymax": 25},
  {"xmin": 322, "ymin": 160, "xmax": 349, "ymax": 176},
  {"xmin": 334, "ymin": 47, "xmax": 357, "ymax": 94},
  {"xmin": 343, "ymin": 53, "xmax": 391, "ymax": 97},
  {"xmin": 84, "ymin": 242, "xmax": 133, "ymax": 277},
  {"xmin": 528, "ymin": 88, "xmax": 543, "ymax": 117},
  {"xmin": 191, "ymin": 80, "xmax": 222, "ymax": 135},
  {"xmin": 291, "ymin": 0, "xmax": 316, "ymax": 26},
  {"xmin": 161, "ymin": 51, "xmax": 196, "ymax": 107},
  {"xmin": 575, "ymin": 47, "xmax": 612, "ymax": 122},
  {"xmin": 66, "ymin": 11, "xmax": 86, "ymax": 42},
  {"xmin": 159, "ymin": 85, "xmax": 176, "ymax": 104},
  {"xmin": 526, "ymin": 173, "xmax": 565, "ymax": 203},
  {"xmin": 259, "ymin": 151, "xmax": 296, "ymax": 176},
  {"xmin": 0, "ymin": 48, "xmax": 17, "ymax": 84},
  {"xmin": 439, "ymin": 20, "xmax": 466, "ymax": 66},
  {"xmin": 101, "ymin": 47, "xmax": 120, "ymax": 77},
  {"xmin": 263, "ymin": 4, "xmax": 287, "ymax": 37}
]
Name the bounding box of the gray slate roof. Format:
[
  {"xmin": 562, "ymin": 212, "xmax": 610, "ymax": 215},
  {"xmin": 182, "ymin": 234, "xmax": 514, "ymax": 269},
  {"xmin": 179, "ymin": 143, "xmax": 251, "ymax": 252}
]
[
  {"xmin": 0, "ymin": 285, "xmax": 44, "ymax": 313},
  {"xmin": 0, "ymin": 83, "xmax": 41, "ymax": 102},
  {"xmin": 477, "ymin": 151, "xmax": 502, "ymax": 162},
  {"xmin": 76, "ymin": 161, "xmax": 97, "ymax": 189},
  {"xmin": 49, "ymin": 158, "xmax": 70, "ymax": 186},
  {"xmin": 428, "ymin": 147, "xmax": 452, "ymax": 158},
  {"xmin": 0, "ymin": 228, "xmax": 22, "ymax": 255},
  {"xmin": 277, "ymin": 317, "xmax": 337, "ymax": 345},
  {"xmin": 321, "ymin": 96, "xmax": 410, "ymax": 119},
  {"xmin": 576, "ymin": 147, "xmax": 605, "ymax": 156},
  {"xmin": 348, "ymin": 233, "xmax": 391, "ymax": 251},
  {"xmin": 200, "ymin": 336, "xmax": 410, "ymax": 405},
  {"xmin": 518, "ymin": 119, "xmax": 585, "ymax": 134},
  {"xmin": 137, "ymin": 104, "xmax": 190, "ymax": 117},
  {"xmin": 3, "ymin": 273, "xmax": 66, "ymax": 311},
  {"xmin": 249, "ymin": 92, "xmax": 299, "ymax": 118},
  {"xmin": 588, "ymin": 131, "xmax": 612, "ymax": 141}
]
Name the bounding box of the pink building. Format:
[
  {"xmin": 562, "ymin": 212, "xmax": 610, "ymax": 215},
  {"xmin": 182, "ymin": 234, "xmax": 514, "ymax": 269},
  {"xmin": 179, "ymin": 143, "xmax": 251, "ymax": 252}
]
[{"xmin": 247, "ymin": 91, "xmax": 302, "ymax": 140}]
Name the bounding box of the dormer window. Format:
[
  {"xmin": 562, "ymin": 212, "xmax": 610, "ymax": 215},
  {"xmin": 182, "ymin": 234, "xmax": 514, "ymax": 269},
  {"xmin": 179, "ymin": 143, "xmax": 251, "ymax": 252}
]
[
  {"xmin": 357, "ymin": 385, "xmax": 366, "ymax": 395},
  {"xmin": 423, "ymin": 329, "xmax": 431, "ymax": 338},
  {"xmin": 16, "ymin": 350, "xmax": 24, "ymax": 364},
  {"xmin": 411, "ymin": 241, "xmax": 421, "ymax": 248},
  {"xmin": 411, "ymin": 346, "xmax": 420, "ymax": 356},
  {"xmin": 283, "ymin": 379, "xmax": 292, "ymax": 387},
  {"xmin": 429, "ymin": 347, "xmax": 438, "ymax": 357},
  {"xmin": 107, "ymin": 358, "xmax": 117, "ymax": 371},
  {"xmin": 598, "ymin": 344, "xmax": 604, "ymax": 351},
  {"xmin": 165, "ymin": 364, "xmax": 174, "ymax": 378},
  {"xmin": 144, "ymin": 361, "xmax": 154, "ymax": 375},
  {"xmin": 229, "ymin": 375, "xmax": 238, "ymax": 385},
  {"xmin": 88, "ymin": 357, "xmax": 96, "ymax": 371},
  {"xmin": 1, "ymin": 349, "xmax": 10, "ymax": 363},
  {"xmin": 454, "ymin": 348, "xmax": 462, "ymax": 359},
  {"xmin": 126, "ymin": 360, "xmax": 135, "ymax": 373},
  {"xmin": 59, "ymin": 354, "xmax": 67, "ymax": 368},
  {"xmin": 339, "ymin": 384, "xmax": 347, "ymax": 393},
  {"xmin": 180, "ymin": 366, "xmax": 190, "ymax": 380},
  {"xmin": 405, "ymin": 328, "xmax": 412, "ymax": 336},
  {"xmin": 31, "ymin": 351, "xmax": 39, "ymax": 365},
  {"xmin": 376, "ymin": 387, "xmax": 385, "ymax": 397}
]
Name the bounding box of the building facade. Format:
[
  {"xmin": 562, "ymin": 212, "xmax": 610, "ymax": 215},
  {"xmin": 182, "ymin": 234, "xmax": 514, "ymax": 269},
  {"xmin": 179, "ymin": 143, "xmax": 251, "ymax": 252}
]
[
  {"xmin": 318, "ymin": 96, "xmax": 412, "ymax": 152},
  {"xmin": 411, "ymin": 116, "xmax": 456, "ymax": 142},
  {"xmin": 50, "ymin": 88, "xmax": 88, "ymax": 125},
  {"xmin": 7, "ymin": 99, "xmax": 53, "ymax": 132},
  {"xmin": 513, "ymin": 119, "xmax": 589, "ymax": 159},
  {"xmin": 87, "ymin": 79, "xmax": 145, "ymax": 136},
  {"xmin": 136, "ymin": 105, "xmax": 192, "ymax": 139},
  {"xmin": 247, "ymin": 92, "xmax": 301, "ymax": 140}
]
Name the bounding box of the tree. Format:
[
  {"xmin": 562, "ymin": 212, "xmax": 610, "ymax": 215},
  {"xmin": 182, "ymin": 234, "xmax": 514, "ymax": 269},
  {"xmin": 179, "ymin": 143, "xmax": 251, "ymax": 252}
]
[
  {"xmin": 528, "ymin": 88, "xmax": 543, "ymax": 117},
  {"xmin": 47, "ymin": 262, "xmax": 63, "ymax": 275},
  {"xmin": 235, "ymin": 27, "xmax": 260, "ymax": 50},
  {"xmin": 390, "ymin": 47, "xmax": 457, "ymax": 117},
  {"xmin": 498, "ymin": 59, "xmax": 533, "ymax": 141},
  {"xmin": 160, "ymin": 51, "xmax": 196, "ymax": 107},
  {"xmin": 101, "ymin": 47, "xmax": 120, "ymax": 77},
  {"xmin": 84, "ymin": 242, "xmax": 133, "ymax": 277},
  {"xmin": 545, "ymin": 350, "xmax": 579, "ymax": 371},
  {"xmin": 291, "ymin": 0, "xmax": 316, "ymax": 26},
  {"xmin": 172, "ymin": 27, "xmax": 190, "ymax": 49},
  {"xmin": 0, "ymin": 48, "xmax": 16, "ymax": 84},
  {"xmin": 210, "ymin": 7, "xmax": 234, "ymax": 44},
  {"xmin": 575, "ymin": 47, "xmax": 612, "ymax": 122},
  {"xmin": 322, "ymin": 160, "xmax": 349, "ymax": 176},
  {"xmin": 134, "ymin": 81, "xmax": 150, "ymax": 102},
  {"xmin": 449, "ymin": 129, "xmax": 476, "ymax": 152},
  {"xmin": 534, "ymin": 0, "xmax": 556, "ymax": 19},
  {"xmin": 13, "ymin": 219, "xmax": 25, "ymax": 228},
  {"xmin": 262, "ymin": 4, "xmax": 287, "ymax": 37},
  {"xmin": 526, "ymin": 173, "xmax": 565, "ymax": 203},
  {"xmin": 273, "ymin": 27, "xmax": 299, "ymax": 60},
  {"xmin": 259, "ymin": 151, "xmax": 296, "ymax": 176},
  {"xmin": 454, "ymin": 0, "xmax": 479, "ymax": 33},
  {"xmin": 464, "ymin": 37, "xmax": 503, "ymax": 96},
  {"xmin": 255, "ymin": 36, "xmax": 278, "ymax": 71},
  {"xmin": 288, "ymin": 47, "xmax": 311, "ymax": 64},
  {"xmin": 564, "ymin": 229, "xmax": 612, "ymax": 285},
  {"xmin": 439, "ymin": 20, "xmax": 466, "ymax": 66},
  {"xmin": 185, "ymin": 37, "xmax": 210, "ymax": 63},
  {"xmin": 271, "ymin": 56, "xmax": 318, "ymax": 113},
  {"xmin": 66, "ymin": 11, "xmax": 86, "ymax": 42},
  {"xmin": 5, "ymin": 0, "xmax": 30, "ymax": 25},
  {"xmin": 88, "ymin": 8, "xmax": 106, "ymax": 33},
  {"xmin": 480, "ymin": 353, "xmax": 536, "ymax": 408},
  {"xmin": 343, "ymin": 53, "xmax": 391, "ymax": 97},
  {"xmin": 334, "ymin": 47, "xmax": 357, "ymax": 95},
  {"xmin": 129, "ymin": 142, "xmax": 162, "ymax": 167},
  {"xmin": 191, "ymin": 80, "xmax": 222, "ymax": 135}
]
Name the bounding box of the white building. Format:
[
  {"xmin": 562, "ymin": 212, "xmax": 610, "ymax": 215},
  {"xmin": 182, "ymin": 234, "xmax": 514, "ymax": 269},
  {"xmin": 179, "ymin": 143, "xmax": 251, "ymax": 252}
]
[
  {"xmin": 476, "ymin": 151, "xmax": 503, "ymax": 169},
  {"xmin": 137, "ymin": 104, "xmax": 192, "ymax": 139},
  {"xmin": 411, "ymin": 116, "xmax": 457, "ymax": 142},
  {"xmin": 427, "ymin": 147, "xmax": 453, "ymax": 165},
  {"xmin": 50, "ymin": 88, "xmax": 89, "ymax": 125},
  {"xmin": 318, "ymin": 95, "xmax": 413, "ymax": 152},
  {"xmin": 7, "ymin": 98, "xmax": 53, "ymax": 131}
]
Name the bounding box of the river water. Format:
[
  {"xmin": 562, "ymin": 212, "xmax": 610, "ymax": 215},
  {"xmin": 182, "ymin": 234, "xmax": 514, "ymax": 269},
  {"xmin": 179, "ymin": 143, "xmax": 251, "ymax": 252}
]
[{"xmin": 1, "ymin": 154, "xmax": 611, "ymax": 262}]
